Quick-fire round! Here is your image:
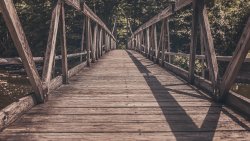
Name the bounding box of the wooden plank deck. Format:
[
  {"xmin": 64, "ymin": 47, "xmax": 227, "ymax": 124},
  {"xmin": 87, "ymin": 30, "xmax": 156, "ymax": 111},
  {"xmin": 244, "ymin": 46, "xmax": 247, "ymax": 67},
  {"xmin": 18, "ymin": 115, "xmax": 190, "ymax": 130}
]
[{"xmin": 0, "ymin": 50, "xmax": 249, "ymax": 141}]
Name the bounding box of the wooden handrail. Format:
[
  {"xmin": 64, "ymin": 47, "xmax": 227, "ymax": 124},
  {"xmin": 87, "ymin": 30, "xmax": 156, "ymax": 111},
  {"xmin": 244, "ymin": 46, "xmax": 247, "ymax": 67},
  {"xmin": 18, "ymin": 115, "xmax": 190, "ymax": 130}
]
[
  {"xmin": 133, "ymin": 0, "xmax": 192, "ymax": 35},
  {"xmin": 0, "ymin": 0, "xmax": 116, "ymax": 104},
  {"xmin": 64, "ymin": 0, "xmax": 115, "ymax": 40},
  {"xmin": 0, "ymin": 52, "xmax": 88, "ymax": 65},
  {"xmin": 128, "ymin": 0, "xmax": 250, "ymax": 104},
  {"xmin": 163, "ymin": 52, "xmax": 250, "ymax": 62}
]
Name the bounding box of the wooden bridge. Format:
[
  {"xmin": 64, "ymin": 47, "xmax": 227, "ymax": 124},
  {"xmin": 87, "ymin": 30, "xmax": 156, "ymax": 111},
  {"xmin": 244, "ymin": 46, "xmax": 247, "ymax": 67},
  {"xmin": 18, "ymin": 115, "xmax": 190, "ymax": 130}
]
[{"xmin": 0, "ymin": 0, "xmax": 250, "ymax": 140}]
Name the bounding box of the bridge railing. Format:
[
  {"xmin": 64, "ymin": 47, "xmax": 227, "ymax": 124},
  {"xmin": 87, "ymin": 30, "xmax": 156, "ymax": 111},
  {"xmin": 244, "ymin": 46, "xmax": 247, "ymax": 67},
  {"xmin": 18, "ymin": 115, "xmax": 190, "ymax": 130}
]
[
  {"xmin": 128, "ymin": 0, "xmax": 250, "ymax": 116},
  {"xmin": 0, "ymin": 0, "xmax": 116, "ymax": 129},
  {"xmin": 0, "ymin": 0, "xmax": 116, "ymax": 104}
]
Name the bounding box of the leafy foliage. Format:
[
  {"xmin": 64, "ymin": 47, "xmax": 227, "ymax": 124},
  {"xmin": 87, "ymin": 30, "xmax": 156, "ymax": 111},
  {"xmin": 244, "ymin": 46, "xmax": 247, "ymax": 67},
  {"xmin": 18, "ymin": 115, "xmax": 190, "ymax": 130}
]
[{"xmin": 0, "ymin": 0, "xmax": 249, "ymax": 56}]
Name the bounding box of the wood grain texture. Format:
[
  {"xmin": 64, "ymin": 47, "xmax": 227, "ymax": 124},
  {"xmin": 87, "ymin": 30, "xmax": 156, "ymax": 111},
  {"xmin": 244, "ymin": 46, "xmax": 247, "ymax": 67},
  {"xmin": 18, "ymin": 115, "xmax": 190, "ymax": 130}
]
[
  {"xmin": 1, "ymin": 50, "xmax": 249, "ymax": 141},
  {"xmin": 189, "ymin": 0, "xmax": 200, "ymax": 84},
  {"xmin": 83, "ymin": 3, "xmax": 115, "ymax": 40},
  {"xmin": 80, "ymin": 16, "xmax": 86, "ymax": 62},
  {"xmin": 42, "ymin": 1, "xmax": 61, "ymax": 83},
  {"xmin": 199, "ymin": 1, "xmax": 219, "ymax": 91},
  {"xmin": 86, "ymin": 17, "xmax": 91, "ymax": 66},
  {"xmin": 59, "ymin": 2, "xmax": 68, "ymax": 84}
]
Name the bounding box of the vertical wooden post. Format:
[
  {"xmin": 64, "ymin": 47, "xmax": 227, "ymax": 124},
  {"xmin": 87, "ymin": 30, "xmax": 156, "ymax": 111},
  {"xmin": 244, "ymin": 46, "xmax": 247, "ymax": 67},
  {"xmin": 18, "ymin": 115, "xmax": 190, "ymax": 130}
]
[
  {"xmin": 200, "ymin": 26, "xmax": 205, "ymax": 78},
  {"xmin": 136, "ymin": 35, "xmax": 138, "ymax": 51},
  {"xmin": 106, "ymin": 33, "xmax": 109, "ymax": 52},
  {"xmin": 109, "ymin": 36, "xmax": 112, "ymax": 50},
  {"xmin": 161, "ymin": 19, "xmax": 167, "ymax": 66},
  {"xmin": 167, "ymin": 19, "xmax": 171, "ymax": 63},
  {"xmin": 153, "ymin": 24, "xmax": 158, "ymax": 62},
  {"xmin": 107, "ymin": 35, "xmax": 109, "ymax": 51},
  {"xmin": 199, "ymin": 0, "xmax": 219, "ymax": 93},
  {"xmin": 59, "ymin": 1, "xmax": 68, "ymax": 84},
  {"xmin": 189, "ymin": 0, "xmax": 200, "ymax": 84},
  {"xmin": 80, "ymin": 16, "xmax": 86, "ymax": 62},
  {"xmin": 42, "ymin": 1, "xmax": 61, "ymax": 83},
  {"xmin": 99, "ymin": 29, "xmax": 102, "ymax": 58},
  {"xmin": 219, "ymin": 17, "xmax": 250, "ymax": 101},
  {"xmin": 146, "ymin": 28, "xmax": 150, "ymax": 58},
  {"xmin": 150, "ymin": 26, "xmax": 154, "ymax": 58},
  {"xmin": 140, "ymin": 32, "xmax": 144, "ymax": 53},
  {"xmin": 95, "ymin": 26, "xmax": 99, "ymax": 61},
  {"xmin": 0, "ymin": 0, "xmax": 47, "ymax": 103},
  {"xmin": 86, "ymin": 17, "xmax": 91, "ymax": 66}
]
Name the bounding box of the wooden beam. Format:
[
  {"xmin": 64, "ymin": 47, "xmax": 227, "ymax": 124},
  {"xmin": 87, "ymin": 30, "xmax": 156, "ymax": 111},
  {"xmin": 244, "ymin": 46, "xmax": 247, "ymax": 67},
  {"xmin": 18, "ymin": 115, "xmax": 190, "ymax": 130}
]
[
  {"xmin": 153, "ymin": 24, "xmax": 158, "ymax": 60},
  {"xmin": 83, "ymin": 3, "xmax": 115, "ymax": 40},
  {"xmin": 219, "ymin": 17, "xmax": 250, "ymax": 101},
  {"xmin": 0, "ymin": 0, "xmax": 46, "ymax": 103},
  {"xmin": 96, "ymin": 26, "xmax": 100, "ymax": 60},
  {"xmin": 42, "ymin": 1, "xmax": 61, "ymax": 83},
  {"xmin": 59, "ymin": 2, "xmax": 68, "ymax": 84},
  {"xmin": 160, "ymin": 19, "xmax": 167, "ymax": 66},
  {"xmin": 80, "ymin": 16, "xmax": 86, "ymax": 62},
  {"xmin": 189, "ymin": 0, "xmax": 201, "ymax": 84},
  {"xmin": 166, "ymin": 19, "xmax": 171, "ymax": 63},
  {"xmin": 99, "ymin": 29, "xmax": 103, "ymax": 57},
  {"xmin": 134, "ymin": 0, "xmax": 192, "ymax": 35},
  {"xmin": 200, "ymin": 23, "xmax": 206, "ymax": 78},
  {"xmin": 199, "ymin": 1, "xmax": 218, "ymax": 92},
  {"xmin": 86, "ymin": 17, "xmax": 91, "ymax": 66},
  {"xmin": 146, "ymin": 28, "xmax": 150, "ymax": 57}
]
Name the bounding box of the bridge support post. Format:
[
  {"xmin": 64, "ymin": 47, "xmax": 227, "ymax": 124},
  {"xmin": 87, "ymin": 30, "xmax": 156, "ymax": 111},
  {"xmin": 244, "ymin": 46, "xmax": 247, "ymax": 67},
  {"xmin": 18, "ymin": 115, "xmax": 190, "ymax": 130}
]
[
  {"xmin": 153, "ymin": 24, "xmax": 159, "ymax": 64},
  {"xmin": 80, "ymin": 16, "xmax": 86, "ymax": 63},
  {"xmin": 199, "ymin": 0, "xmax": 219, "ymax": 98},
  {"xmin": 59, "ymin": 1, "xmax": 69, "ymax": 84},
  {"xmin": 86, "ymin": 17, "xmax": 91, "ymax": 67},
  {"xmin": 92, "ymin": 24, "xmax": 98, "ymax": 63},
  {"xmin": 42, "ymin": 1, "xmax": 61, "ymax": 84},
  {"xmin": 99, "ymin": 29, "xmax": 103, "ymax": 58},
  {"xmin": 161, "ymin": 18, "xmax": 169, "ymax": 66},
  {"xmin": 146, "ymin": 28, "xmax": 150, "ymax": 58},
  {"xmin": 189, "ymin": 0, "xmax": 200, "ymax": 84}
]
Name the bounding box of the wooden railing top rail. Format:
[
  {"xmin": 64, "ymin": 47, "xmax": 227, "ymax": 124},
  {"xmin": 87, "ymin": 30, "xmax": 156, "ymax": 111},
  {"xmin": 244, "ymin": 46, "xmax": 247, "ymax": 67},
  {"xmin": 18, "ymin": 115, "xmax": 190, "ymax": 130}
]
[
  {"xmin": 0, "ymin": 52, "xmax": 87, "ymax": 65},
  {"xmin": 164, "ymin": 52, "xmax": 250, "ymax": 62},
  {"xmin": 133, "ymin": 0, "xmax": 192, "ymax": 35},
  {"xmin": 65, "ymin": 0, "xmax": 115, "ymax": 40},
  {"xmin": 83, "ymin": 3, "xmax": 115, "ymax": 40},
  {"xmin": 128, "ymin": 0, "xmax": 250, "ymax": 116}
]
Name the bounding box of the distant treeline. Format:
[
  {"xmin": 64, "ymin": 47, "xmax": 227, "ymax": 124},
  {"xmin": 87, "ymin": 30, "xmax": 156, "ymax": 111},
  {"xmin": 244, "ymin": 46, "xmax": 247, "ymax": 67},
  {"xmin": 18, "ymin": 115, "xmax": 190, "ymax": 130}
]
[{"xmin": 0, "ymin": 0, "xmax": 249, "ymax": 57}]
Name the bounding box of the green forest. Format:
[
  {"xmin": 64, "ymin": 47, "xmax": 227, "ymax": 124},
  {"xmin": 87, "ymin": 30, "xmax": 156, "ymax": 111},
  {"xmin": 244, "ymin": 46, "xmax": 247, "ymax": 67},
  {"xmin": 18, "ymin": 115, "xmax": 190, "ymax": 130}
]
[{"xmin": 0, "ymin": 0, "xmax": 249, "ymax": 57}]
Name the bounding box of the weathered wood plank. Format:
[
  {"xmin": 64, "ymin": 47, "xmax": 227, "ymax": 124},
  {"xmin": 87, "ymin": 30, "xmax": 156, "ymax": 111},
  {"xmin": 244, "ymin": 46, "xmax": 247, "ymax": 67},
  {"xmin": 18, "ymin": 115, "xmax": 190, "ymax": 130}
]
[
  {"xmin": 189, "ymin": 0, "xmax": 201, "ymax": 84},
  {"xmin": 59, "ymin": 2, "xmax": 68, "ymax": 84},
  {"xmin": 1, "ymin": 132, "xmax": 250, "ymax": 141},
  {"xmin": 199, "ymin": 1, "xmax": 219, "ymax": 93},
  {"xmin": 42, "ymin": 1, "xmax": 61, "ymax": 83},
  {"xmin": 80, "ymin": 16, "xmax": 86, "ymax": 62},
  {"xmin": 1, "ymin": 50, "xmax": 249, "ymax": 140},
  {"xmin": 0, "ymin": 96, "xmax": 36, "ymax": 131},
  {"xmin": 91, "ymin": 24, "xmax": 98, "ymax": 62},
  {"xmin": 153, "ymin": 24, "xmax": 158, "ymax": 61},
  {"xmin": 146, "ymin": 28, "xmax": 150, "ymax": 57},
  {"xmin": 86, "ymin": 17, "xmax": 91, "ymax": 66}
]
